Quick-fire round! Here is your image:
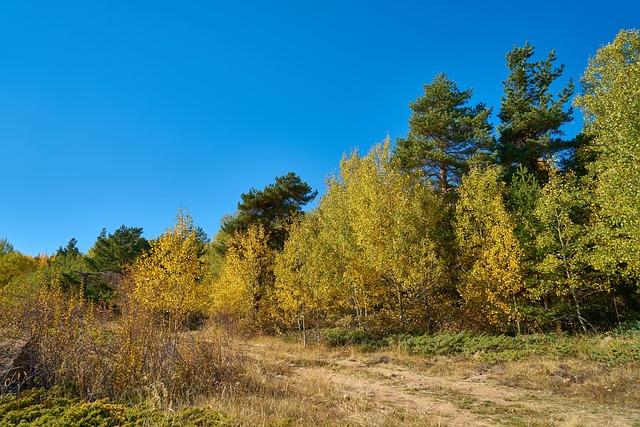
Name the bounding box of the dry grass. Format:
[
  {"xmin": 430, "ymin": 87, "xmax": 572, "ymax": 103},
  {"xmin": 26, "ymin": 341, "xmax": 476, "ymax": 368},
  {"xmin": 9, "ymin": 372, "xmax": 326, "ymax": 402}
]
[
  {"xmin": 491, "ymin": 357, "xmax": 640, "ymax": 408},
  {"xmin": 3, "ymin": 283, "xmax": 640, "ymax": 426},
  {"xmin": 200, "ymin": 336, "xmax": 640, "ymax": 426},
  {"xmin": 1, "ymin": 283, "xmax": 243, "ymax": 409},
  {"xmin": 200, "ymin": 337, "xmax": 440, "ymax": 427}
]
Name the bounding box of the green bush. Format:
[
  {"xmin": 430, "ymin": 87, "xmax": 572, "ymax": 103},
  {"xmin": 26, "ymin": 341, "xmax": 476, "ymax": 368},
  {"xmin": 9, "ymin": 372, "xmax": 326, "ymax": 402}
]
[
  {"xmin": 398, "ymin": 331, "xmax": 640, "ymax": 365},
  {"xmin": 0, "ymin": 389, "xmax": 235, "ymax": 427},
  {"xmin": 616, "ymin": 320, "xmax": 640, "ymax": 337},
  {"xmin": 399, "ymin": 332, "xmax": 516, "ymax": 356},
  {"xmin": 321, "ymin": 328, "xmax": 386, "ymax": 351}
]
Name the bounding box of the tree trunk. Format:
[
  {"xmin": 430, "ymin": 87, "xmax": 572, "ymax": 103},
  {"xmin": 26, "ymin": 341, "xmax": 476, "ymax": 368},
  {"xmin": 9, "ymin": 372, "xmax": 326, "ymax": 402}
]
[{"xmin": 571, "ymin": 289, "xmax": 588, "ymax": 333}]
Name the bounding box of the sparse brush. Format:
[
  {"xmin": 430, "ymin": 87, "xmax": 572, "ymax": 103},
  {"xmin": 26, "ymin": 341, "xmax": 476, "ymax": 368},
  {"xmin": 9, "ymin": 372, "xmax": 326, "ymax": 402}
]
[
  {"xmin": 5, "ymin": 280, "xmax": 640, "ymax": 425},
  {"xmin": 3, "ymin": 280, "xmax": 243, "ymax": 409}
]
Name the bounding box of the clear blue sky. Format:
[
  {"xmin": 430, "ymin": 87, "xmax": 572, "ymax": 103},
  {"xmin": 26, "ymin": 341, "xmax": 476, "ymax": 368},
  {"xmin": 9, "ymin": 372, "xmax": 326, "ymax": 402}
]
[{"xmin": 1, "ymin": 1, "xmax": 638, "ymax": 256}]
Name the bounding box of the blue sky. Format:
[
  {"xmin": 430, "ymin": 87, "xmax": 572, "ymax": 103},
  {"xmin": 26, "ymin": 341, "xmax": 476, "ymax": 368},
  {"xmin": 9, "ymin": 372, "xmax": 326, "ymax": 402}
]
[{"xmin": 1, "ymin": 1, "xmax": 638, "ymax": 256}]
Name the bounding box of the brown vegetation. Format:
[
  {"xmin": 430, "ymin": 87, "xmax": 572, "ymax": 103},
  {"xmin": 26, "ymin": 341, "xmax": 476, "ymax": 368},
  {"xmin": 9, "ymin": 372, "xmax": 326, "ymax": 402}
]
[
  {"xmin": 211, "ymin": 336, "xmax": 640, "ymax": 426},
  {"xmin": 2, "ymin": 282, "xmax": 640, "ymax": 426},
  {"xmin": 1, "ymin": 283, "xmax": 241, "ymax": 408}
]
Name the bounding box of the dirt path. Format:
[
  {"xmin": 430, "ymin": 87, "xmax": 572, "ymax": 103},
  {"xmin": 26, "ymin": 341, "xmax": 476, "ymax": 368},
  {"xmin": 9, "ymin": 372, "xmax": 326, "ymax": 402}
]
[{"xmin": 243, "ymin": 339, "xmax": 640, "ymax": 426}]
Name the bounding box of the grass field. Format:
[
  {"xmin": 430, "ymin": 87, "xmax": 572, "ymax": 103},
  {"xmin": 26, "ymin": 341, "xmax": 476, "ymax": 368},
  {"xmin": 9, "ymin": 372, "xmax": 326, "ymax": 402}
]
[{"xmin": 3, "ymin": 327, "xmax": 640, "ymax": 426}]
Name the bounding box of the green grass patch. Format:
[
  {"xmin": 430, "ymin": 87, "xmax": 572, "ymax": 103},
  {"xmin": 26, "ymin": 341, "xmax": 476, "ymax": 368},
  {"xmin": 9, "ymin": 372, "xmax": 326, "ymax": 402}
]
[
  {"xmin": 0, "ymin": 389, "xmax": 235, "ymax": 427},
  {"xmin": 400, "ymin": 331, "xmax": 640, "ymax": 364},
  {"xmin": 320, "ymin": 327, "xmax": 640, "ymax": 365}
]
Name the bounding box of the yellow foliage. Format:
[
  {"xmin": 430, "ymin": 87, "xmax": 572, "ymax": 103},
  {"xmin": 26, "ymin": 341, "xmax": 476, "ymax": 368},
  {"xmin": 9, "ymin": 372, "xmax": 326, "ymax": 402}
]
[
  {"xmin": 131, "ymin": 209, "xmax": 206, "ymax": 320},
  {"xmin": 455, "ymin": 166, "xmax": 524, "ymax": 329},
  {"xmin": 275, "ymin": 139, "xmax": 447, "ymax": 332},
  {"xmin": 0, "ymin": 251, "xmax": 37, "ymax": 288},
  {"xmin": 211, "ymin": 225, "xmax": 275, "ymax": 328},
  {"xmin": 273, "ymin": 214, "xmax": 337, "ymax": 330},
  {"xmin": 574, "ymin": 29, "xmax": 640, "ymax": 280}
]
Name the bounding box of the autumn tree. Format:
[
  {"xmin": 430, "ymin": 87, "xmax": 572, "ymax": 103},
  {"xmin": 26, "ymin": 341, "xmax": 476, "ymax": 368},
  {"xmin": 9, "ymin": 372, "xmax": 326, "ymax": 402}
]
[
  {"xmin": 131, "ymin": 210, "xmax": 206, "ymax": 324},
  {"xmin": 574, "ymin": 29, "xmax": 640, "ymax": 285},
  {"xmin": 341, "ymin": 141, "xmax": 447, "ymax": 331},
  {"xmin": 275, "ymin": 140, "xmax": 447, "ymax": 333},
  {"xmin": 497, "ymin": 42, "xmax": 574, "ymax": 181},
  {"xmin": 221, "ymin": 172, "xmax": 317, "ymax": 250},
  {"xmin": 273, "ymin": 181, "xmax": 363, "ymax": 331},
  {"xmin": 455, "ymin": 165, "xmax": 524, "ymax": 330},
  {"xmin": 273, "ymin": 214, "xmax": 332, "ymax": 340},
  {"xmin": 0, "ymin": 241, "xmax": 37, "ymax": 289},
  {"xmin": 211, "ymin": 225, "xmax": 276, "ymax": 330},
  {"xmin": 394, "ymin": 73, "xmax": 494, "ymax": 195},
  {"xmin": 0, "ymin": 246, "xmax": 40, "ymax": 316},
  {"xmin": 533, "ymin": 167, "xmax": 596, "ymax": 331}
]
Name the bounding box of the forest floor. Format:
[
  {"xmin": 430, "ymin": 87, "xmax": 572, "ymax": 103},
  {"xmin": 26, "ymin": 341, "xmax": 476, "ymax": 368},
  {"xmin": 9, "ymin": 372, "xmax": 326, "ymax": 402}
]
[
  {"xmin": 205, "ymin": 336, "xmax": 640, "ymax": 427},
  {"xmin": 2, "ymin": 332, "xmax": 640, "ymax": 426}
]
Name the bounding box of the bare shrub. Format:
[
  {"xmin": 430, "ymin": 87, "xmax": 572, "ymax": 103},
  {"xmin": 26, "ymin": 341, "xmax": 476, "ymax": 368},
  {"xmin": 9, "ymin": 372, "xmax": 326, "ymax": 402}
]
[{"xmin": 4, "ymin": 280, "xmax": 242, "ymax": 408}]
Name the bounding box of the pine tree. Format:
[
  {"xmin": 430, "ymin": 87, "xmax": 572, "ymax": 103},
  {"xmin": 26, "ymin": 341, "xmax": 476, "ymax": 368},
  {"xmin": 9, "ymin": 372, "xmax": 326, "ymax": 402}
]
[
  {"xmin": 498, "ymin": 42, "xmax": 574, "ymax": 181},
  {"xmin": 221, "ymin": 172, "xmax": 317, "ymax": 250},
  {"xmin": 395, "ymin": 73, "xmax": 494, "ymax": 195},
  {"xmin": 85, "ymin": 225, "xmax": 150, "ymax": 273}
]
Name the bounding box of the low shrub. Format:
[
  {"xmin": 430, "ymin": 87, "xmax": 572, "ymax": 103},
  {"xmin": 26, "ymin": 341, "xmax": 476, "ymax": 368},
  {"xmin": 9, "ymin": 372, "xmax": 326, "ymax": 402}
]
[
  {"xmin": 399, "ymin": 332, "xmax": 516, "ymax": 357},
  {"xmin": 398, "ymin": 331, "xmax": 640, "ymax": 365},
  {"xmin": 319, "ymin": 327, "xmax": 640, "ymax": 365},
  {"xmin": 321, "ymin": 328, "xmax": 387, "ymax": 351},
  {"xmin": 616, "ymin": 319, "xmax": 640, "ymax": 337},
  {"xmin": 0, "ymin": 388, "xmax": 236, "ymax": 427}
]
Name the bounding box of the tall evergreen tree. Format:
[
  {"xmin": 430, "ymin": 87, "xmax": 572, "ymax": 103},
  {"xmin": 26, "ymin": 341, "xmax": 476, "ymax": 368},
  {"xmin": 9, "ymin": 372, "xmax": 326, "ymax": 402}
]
[
  {"xmin": 508, "ymin": 167, "xmax": 543, "ymax": 303},
  {"xmin": 85, "ymin": 225, "xmax": 150, "ymax": 273},
  {"xmin": 497, "ymin": 42, "xmax": 574, "ymax": 180},
  {"xmin": 394, "ymin": 73, "xmax": 494, "ymax": 195},
  {"xmin": 221, "ymin": 172, "xmax": 317, "ymax": 250},
  {"xmin": 46, "ymin": 238, "xmax": 85, "ymax": 292}
]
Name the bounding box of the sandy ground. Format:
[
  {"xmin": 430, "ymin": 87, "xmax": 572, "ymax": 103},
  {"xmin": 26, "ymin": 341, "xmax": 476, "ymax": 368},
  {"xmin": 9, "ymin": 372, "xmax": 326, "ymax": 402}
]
[{"xmin": 243, "ymin": 339, "xmax": 640, "ymax": 427}]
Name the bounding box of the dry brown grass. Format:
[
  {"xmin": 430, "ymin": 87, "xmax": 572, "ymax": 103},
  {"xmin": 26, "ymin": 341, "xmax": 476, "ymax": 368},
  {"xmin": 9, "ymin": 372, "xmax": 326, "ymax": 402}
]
[
  {"xmin": 491, "ymin": 357, "xmax": 640, "ymax": 408},
  {"xmin": 200, "ymin": 337, "xmax": 441, "ymax": 427},
  {"xmin": 200, "ymin": 336, "xmax": 640, "ymax": 427},
  {"xmin": 1, "ymin": 283, "xmax": 243, "ymax": 409},
  {"xmin": 4, "ymin": 283, "xmax": 640, "ymax": 426}
]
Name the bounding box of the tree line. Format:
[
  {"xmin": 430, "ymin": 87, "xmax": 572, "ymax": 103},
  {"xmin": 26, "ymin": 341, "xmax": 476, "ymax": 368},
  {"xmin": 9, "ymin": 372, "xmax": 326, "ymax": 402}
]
[{"xmin": 2, "ymin": 29, "xmax": 639, "ymax": 335}]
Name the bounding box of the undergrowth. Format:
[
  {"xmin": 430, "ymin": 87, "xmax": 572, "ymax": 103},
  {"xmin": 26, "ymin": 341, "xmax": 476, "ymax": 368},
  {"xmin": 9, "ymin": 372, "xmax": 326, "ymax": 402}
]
[
  {"xmin": 0, "ymin": 388, "xmax": 235, "ymax": 427},
  {"xmin": 1, "ymin": 281, "xmax": 243, "ymax": 407},
  {"xmin": 320, "ymin": 327, "xmax": 640, "ymax": 365}
]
